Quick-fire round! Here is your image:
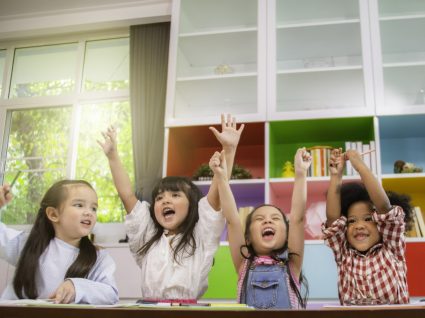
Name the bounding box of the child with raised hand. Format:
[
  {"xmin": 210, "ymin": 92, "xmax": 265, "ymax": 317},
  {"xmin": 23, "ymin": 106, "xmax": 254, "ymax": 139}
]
[
  {"xmin": 0, "ymin": 180, "xmax": 118, "ymax": 304},
  {"xmin": 323, "ymin": 148, "xmax": 410, "ymax": 305},
  {"xmin": 210, "ymin": 148, "xmax": 311, "ymax": 309},
  {"xmin": 98, "ymin": 114, "xmax": 244, "ymax": 303}
]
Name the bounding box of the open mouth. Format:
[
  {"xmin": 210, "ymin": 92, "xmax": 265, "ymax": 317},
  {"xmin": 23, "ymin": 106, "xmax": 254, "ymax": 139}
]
[
  {"xmin": 354, "ymin": 233, "xmax": 368, "ymax": 241},
  {"xmin": 163, "ymin": 207, "xmax": 175, "ymax": 219},
  {"xmin": 81, "ymin": 220, "xmax": 92, "ymax": 226},
  {"xmin": 262, "ymin": 227, "xmax": 275, "ymax": 240}
]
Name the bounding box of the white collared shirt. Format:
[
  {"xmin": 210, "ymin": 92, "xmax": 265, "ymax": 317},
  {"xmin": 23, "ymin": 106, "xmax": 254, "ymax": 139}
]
[{"xmin": 125, "ymin": 196, "xmax": 225, "ymax": 300}]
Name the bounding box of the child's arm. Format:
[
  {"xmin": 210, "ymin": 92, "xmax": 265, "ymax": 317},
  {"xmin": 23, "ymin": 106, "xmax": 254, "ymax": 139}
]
[
  {"xmin": 326, "ymin": 148, "xmax": 345, "ymax": 225},
  {"xmin": 50, "ymin": 252, "xmax": 118, "ymax": 304},
  {"xmin": 209, "ymin": 151, "xmax": 245, "ymax": 272},
  {"xmin": 288, "ymin": 148, "xmax": 311, "ymax": 277},
  {"xmin": 207, "ymin": 114, "xmax": 245, "ymax": 211},
  {"xmin": 0, "ymin": 184, "xmax": 13, "ymax": 208},
  {"xmin": 347, "ymin": 149, "xmax": 391, "ymax": 214},
  {"xmin": 98, "ymin": 127, "xmax": 138, "ymax": 214}
]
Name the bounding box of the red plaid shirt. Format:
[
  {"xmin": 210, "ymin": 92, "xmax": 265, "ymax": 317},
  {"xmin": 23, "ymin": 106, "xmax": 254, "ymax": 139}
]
[{"xmin": 322, "ymin": 206, "xmax": 409, "ymax": 305}]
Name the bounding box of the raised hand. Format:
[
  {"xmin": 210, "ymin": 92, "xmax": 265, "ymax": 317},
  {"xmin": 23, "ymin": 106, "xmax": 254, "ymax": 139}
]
[
  {"xmin": 344, "ymin": 149, "xmax": 363, "ymax": 172},
  {"xmin": 329, "ymin": 148, "xmax": 345, "ymax": 176},
  {"xmin": 209, "ymin": 114, "xmax": 245, "ymax": 150},
  {"xmin": 49, "ymin": 280, "xmax": 76, "ymax": 304},
  {"xmin": 97, "ymin": 126, "xmax": 117, "ymax": 158},
  {"xmin": 0, "ymin": 184, "xmax": 13, "ymax": 208},
  {"xmin": 209, "ymin": 151, "xmax": 227, "ymax": 180},
  {"xmin": 294, "ymin": 147, "xmax": 312, "ymax": 175}
]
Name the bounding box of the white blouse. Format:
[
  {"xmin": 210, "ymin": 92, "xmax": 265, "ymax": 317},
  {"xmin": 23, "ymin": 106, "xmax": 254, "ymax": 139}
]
[{"xmin": 125, "ymin": 196, "xmax": 225, "ymax": 300}]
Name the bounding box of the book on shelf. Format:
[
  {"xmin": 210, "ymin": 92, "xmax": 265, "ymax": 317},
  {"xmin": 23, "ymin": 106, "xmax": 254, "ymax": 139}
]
[
  {"xmin": 343, "ymin": 141, "xmax": 377, "ymax": 175},
  {"xmin": 307, "ymin": 146, "xmax": 332, "ymax": 177},
  {"xmin": 345, "ymin": 141, "xmax": 353, "ymax": 176},
  {"xmin": 414, "ymin": 206, "xmax": 425, "ymax": 238},
  {"xmin": 369, "ymin": 140, "xmax": 377, "ymax": 175},
  {"xmin": 406, "ymin": 209, "xmax": 421, "ymax": 237},
  {"xmin": 362, "ymin": 143, "xmax": 371, "ymax": 171}
]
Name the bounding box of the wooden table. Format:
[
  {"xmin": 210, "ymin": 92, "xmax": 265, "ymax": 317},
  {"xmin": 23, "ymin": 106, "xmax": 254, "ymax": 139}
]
[{"xmin": 1, "ymin": 304, "xmax": 425, "ymax": 318}]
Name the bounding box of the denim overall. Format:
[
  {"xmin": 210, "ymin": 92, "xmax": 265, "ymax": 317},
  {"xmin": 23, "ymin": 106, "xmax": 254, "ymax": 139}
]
[{"xmin": 240, "ymin": 251, "xmax": 292, "ymax": 309}]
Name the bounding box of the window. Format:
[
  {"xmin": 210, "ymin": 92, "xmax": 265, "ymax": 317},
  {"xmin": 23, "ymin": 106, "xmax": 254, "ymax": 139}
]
[
  {"xmin": 0, "ymin": 35, "xmax": 133, "ymax": 225},
  {"xmin": 0, "ymin": 49, "xmax": 6, "ymax": 96},
  {"xmin": 10, "ymin": 44, "xmax": 78, "ymax": 98},
  {"xmin": 83, "ymin": 38, "xmax": 129, "ymax": 92}
]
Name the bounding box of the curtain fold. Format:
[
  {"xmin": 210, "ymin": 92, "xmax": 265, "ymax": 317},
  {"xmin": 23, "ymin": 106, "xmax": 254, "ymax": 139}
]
[{"xmin": 130, "ymin": 22, "xmax": 170, "ymax": 202}]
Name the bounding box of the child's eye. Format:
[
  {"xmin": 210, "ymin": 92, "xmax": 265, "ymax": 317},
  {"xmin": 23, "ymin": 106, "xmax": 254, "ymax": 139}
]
[
  {"xmin": 272, "ymin": 217, "xmax": 281, "ymax": 221},
  {"xmin": 74, "ymin": 203, "xmax": 83, "ymax": 208},
  {"xmin": 92, "ymin": 207, "xmax": 97, "ymax": 213},
  {"xmin": 172, "ymin": 192, "xmax": 181, "ymax": 197},
  {"xmin": 347, "ymin": 218, "xmax": 356, "ymax": 225},
  {"xmin": 364, "ymin": 216, "xmax": 373, "ymax": 222}
]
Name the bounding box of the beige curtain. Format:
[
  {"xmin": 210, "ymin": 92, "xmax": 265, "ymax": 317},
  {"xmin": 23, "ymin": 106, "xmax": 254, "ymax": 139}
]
[{"xmin": 130, "ymin": 22, "xmax": 170, "ymax": 202}]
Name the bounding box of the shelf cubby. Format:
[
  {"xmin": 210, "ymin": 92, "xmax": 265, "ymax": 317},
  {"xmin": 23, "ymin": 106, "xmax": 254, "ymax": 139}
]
[
  {"xmin": 277, "ymin": 0, "xmax": 360, "ymax": 25},
  {"xmin": 179, "ymin": 0, "xmax": 257, "ymax": 34},
  {"xmin": 379, "ymin": 114, "xmax": 425, "ymax": 174},
  {"xmin": 166, "ymin": 122, "xmax": 265, "ymax": 179},
  {"xmin": 268, "ymin": 117, "xmax": 375, "ymax": 178}
]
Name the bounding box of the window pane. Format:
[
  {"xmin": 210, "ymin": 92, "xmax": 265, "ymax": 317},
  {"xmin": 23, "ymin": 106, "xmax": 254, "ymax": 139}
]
[
  {"xmin": 0, "ymin": 49, "xmax": 6, "ymax": 96},
  {"xmin": 1, "ymin": 107, "xmax": 72, "ymax": 224},
  {"xmin": 83, "ymin": 38, "xmax": 129, "ymax": 92},
  {"xmin": 75, "ymin": 100, "xmax": 133, "ymax": 222},
  {"xmin": 10, "ymin": 43, "xmax": 78, "ymax": 98}
]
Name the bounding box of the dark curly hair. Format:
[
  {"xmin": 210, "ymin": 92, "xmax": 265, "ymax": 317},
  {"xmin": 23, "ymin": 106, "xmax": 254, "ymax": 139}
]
[
  {"xmin": 386, "ymin": 191, "xmax": 414, "ymax": 232},
  {"xmin": 340, "ymin": 182, "xmax": 372, "ymax": 217},
  {"xmin": 340, "ymin": 182, "xmax": 414, "ymax": 231}
]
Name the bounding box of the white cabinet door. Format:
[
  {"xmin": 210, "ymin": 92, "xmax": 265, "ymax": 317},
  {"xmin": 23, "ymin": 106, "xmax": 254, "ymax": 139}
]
[
  {"xmin": 165, "ymin": 0, "xmax": 267, "ymax": 127},
  {"xmin": 268, "ymin": 0, "xmax": 375, "ymax": 120},
  {"xmin": 370, "ymin": 0, "xmax": 425, "ymax": 115}
]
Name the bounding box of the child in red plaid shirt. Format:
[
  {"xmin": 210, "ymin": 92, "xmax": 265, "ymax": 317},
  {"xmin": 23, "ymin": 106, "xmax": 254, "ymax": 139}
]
[{"xmin": 322, "ymin": 148, "xmax": 412, "ymax": 305}]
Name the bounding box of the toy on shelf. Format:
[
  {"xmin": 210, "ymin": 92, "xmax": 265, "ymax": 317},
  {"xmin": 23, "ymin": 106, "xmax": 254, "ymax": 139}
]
[
  {"xmin": 281, "ymin": 161, "xmax": 295, "ymax": 178},
  {"xmin": 394, "ymin": 160, "xmax": 423, "ymax": 174},
  {"xmin": 214, "ymin": 64, "xmax": 234, "ymax": 75}
]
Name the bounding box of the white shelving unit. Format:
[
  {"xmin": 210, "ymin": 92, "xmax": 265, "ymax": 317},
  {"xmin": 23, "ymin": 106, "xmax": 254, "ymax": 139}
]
[{"xmin": 165, "ymin": 0, "xmax": 425, "ymax": 299}]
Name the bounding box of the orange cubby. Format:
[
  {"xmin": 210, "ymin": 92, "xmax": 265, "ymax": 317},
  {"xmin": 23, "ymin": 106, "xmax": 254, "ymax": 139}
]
[{"xmin": 166, "ymin": 122, "xmax": 265, "ymax": 179}]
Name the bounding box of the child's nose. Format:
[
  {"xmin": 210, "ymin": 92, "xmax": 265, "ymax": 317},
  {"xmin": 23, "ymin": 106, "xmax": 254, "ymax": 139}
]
[
  {"xmin": 354, "ymin": 221, "xmax": 365, "ymax": 229},
  {"xmin": 162, "ymin": 195, "xmax": 171, "ymax": 204}
]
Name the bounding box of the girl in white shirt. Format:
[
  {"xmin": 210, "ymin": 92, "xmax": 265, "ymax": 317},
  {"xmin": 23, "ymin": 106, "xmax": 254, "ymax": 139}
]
[
  {"xmin": 99, "ymin": 114, "xmax": 244, "ymax": 302},
  {"xmin": 0, "ymin": 180, "xmax": 118, "ymax": 304}
]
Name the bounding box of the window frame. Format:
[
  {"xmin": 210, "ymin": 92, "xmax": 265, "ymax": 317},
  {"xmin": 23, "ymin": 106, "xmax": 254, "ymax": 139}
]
[{"xmin": 0, "ymin": 30, "xmax": 131, "ymax": 235}]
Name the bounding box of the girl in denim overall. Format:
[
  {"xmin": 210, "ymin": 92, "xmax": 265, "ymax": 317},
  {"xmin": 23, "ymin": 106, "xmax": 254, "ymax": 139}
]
[{"xmin": 210, "ymin": 148, "xmax": 311, "ymax": 309}]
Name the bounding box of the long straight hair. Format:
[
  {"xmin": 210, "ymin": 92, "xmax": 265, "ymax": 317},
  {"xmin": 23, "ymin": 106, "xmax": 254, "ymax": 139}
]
[
  {"xmin": 240, "ymin": 204, "xmax": 308, "ymax": 308},
  {"xmin": 13, "ymin": 180, "xmax": 98, "ymax": 299},
  {"xmin": 137, "ymin": 176, "xmax": 202, "ymax": 263}
]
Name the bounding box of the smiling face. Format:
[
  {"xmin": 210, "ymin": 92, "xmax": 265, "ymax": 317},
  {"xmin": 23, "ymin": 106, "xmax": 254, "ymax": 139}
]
[
  {"xmin": 247, "ymin": 206, "xmax": 288, "ymax": 256},
  {"xmin": 153, "ymin": 190, "xmax": 190, "ymax": 235},
  {"xmin": 47, "ymin": 184, "xmax": 98, "ymax": 247},
  {"xmin": 346, "ymin": 201, "xmax": 381, "ymax": 252}
]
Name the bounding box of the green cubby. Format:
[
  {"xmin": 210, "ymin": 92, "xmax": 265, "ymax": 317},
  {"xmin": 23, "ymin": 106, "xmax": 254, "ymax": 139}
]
[{"xmin": 268, "ymin": 117, "xmax": 375, "ymax": 178}]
